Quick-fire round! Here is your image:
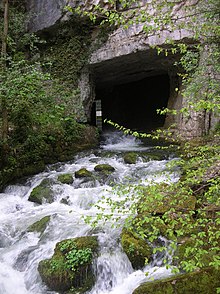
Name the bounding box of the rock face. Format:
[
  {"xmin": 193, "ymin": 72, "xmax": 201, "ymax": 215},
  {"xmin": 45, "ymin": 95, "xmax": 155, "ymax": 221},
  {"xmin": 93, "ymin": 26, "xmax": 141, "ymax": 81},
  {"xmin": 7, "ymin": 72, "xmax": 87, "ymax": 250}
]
[
  {"xmin": 27, "ymin": 0, "xmax": 115, "ymax": 32},
  {"xmin": 27, "ymin": 0, "xmax": 66, "ymax": 32},
  {"xmin": 26, "ymin": 0, "xmax": 219, "ymax": 139}
]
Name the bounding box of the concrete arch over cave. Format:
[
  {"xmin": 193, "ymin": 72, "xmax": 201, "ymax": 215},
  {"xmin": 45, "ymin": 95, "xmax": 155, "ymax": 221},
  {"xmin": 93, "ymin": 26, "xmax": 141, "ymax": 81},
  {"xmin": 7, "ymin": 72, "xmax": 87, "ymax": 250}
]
[{"xmin": 81, "ymin": 49, "xmax": 182, "ymax": 132}]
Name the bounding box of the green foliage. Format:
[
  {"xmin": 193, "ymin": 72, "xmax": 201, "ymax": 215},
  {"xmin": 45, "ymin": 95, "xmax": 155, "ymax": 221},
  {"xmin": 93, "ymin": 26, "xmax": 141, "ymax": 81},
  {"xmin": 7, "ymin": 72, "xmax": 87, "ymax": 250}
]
[
  {"xmin": 83, "ymin": 130, "xmax": 220, "ymax": 274},
  {"xmin": 41, "ymin": 17, "xmax": 92, "ymax": 84},
  {"xmin": 74, "ymin": 3, "xmax": 220, "ymax": 277},
  {"xmin": 58, "ymin": 239, "xmax": 93, "ymax": 272},
  {"xmin": 38, "ymin": 236, "xmax": 98, "ymax": 292},
  {"xmin": 65, "ymin": 248, "xmax": 93, "ymax": 271},
  {"xmin": 0, "ymin": 4, "xmax": 99, "ymax": 191}
]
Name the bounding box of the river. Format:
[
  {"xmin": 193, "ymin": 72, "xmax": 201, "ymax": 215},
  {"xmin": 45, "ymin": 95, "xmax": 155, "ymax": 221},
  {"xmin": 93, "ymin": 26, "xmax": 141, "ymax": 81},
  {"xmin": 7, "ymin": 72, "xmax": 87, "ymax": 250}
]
[{"xmin": 0, "ymin": 131, "xmax": 179, "ymax": 294}]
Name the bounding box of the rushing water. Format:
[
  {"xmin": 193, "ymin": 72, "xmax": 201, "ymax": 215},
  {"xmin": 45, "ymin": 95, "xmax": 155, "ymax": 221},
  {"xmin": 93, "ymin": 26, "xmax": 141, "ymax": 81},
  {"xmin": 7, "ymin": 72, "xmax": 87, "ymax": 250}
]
[{"xmin": 0, "ymin": 131, "xmax": 179, "ymax": 294}]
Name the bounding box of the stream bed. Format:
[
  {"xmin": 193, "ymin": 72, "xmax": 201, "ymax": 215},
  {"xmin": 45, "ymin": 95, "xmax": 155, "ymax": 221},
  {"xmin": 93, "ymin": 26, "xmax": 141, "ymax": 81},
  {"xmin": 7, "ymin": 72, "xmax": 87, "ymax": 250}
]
[{"xmin": 0, "ymin": 131, "xmax": 179, "ymax": 294}]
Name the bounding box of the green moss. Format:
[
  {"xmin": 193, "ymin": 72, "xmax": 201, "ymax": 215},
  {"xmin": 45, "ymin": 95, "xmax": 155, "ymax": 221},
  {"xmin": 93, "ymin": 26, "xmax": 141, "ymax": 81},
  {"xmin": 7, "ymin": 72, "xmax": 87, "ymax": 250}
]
[
  {"xmin": 42, "ymin": 16, "xmax": 92, "ymax": 83},
  {"xmin": 121, "ymin": 228, "xmax": 152, "ymax": 269},
  {"xmin": 38, "ymin": 236, "xmax": 98, "ymax": 293},
  {"xmin": 27, "ymin": 216, "xmax": 50, "ymax": 234},
  {"xmin": 133, "ymin": 267, "xmax": 220, "ymax": 294},
  {"xmin": 57, "ymin": 173, "xmax": 73, "ymax": 184},
  {"xmin": 142, "ymin": 152, "xmax": 165, "ymax": 161},
  {"xmin": 28, "ymin": 179, "xmax": 54, "ymax": 204},
  {"xmin": 94, "ymin": 164, "xmax": 115, "ymax": 173},
  {"xmin": 123, "ymin": 152, "xmax": 138, "ymax": 164},
  {"xmin": 138, "ymin": 184, "xmax": 197, "ymax": 215},
  {"xmin": 75, "ymin": 168, "xmax": 93, "ymax": 178},
  {"xmin": 41, "ymin": 17, "xmax": 93, "ymax": 122}
]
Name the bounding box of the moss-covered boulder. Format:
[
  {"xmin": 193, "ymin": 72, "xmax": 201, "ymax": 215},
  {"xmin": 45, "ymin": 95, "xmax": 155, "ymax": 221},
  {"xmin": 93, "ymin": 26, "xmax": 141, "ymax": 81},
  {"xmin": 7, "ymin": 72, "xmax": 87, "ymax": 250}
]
[
  {"xmin": 27, "ymin": 216, "xmax": 51, "ymax": 234},
  {"xmin": 57, "ymin": 173, "xmax": 73, "ymax": 184},
  {"xmin": 142, "ymin": 152, "xmax": 164, "ymax": 161},
  {"xmin": 174, "ymin": 236, "xmax": 217, "ymax": 269},
  {"xmin": 38, "ymin": 236, "xmax": 98, "ymax": 293},
  {"xmin": 75, "ymin": 168, "xmax": 93, "ymax": 178},
  {"xmin": 138, "ymin": 184, "xmax": 197, "ymax": 215},
  {"xmin": 133, "ymin": 267, "xmax": 220, "ymax": 294},
  {"xmin": 121, "ymin": 228, "xmax": 152, "ymax": 269},
  {"xmin": 28, "ymin": 179, "xmax": 54, "ymax": 204},
  {"xmin": 94, "ymin": 164, "xmax": 115, "ymax": 173},
  {"xmin": 123, "ymin": 152, "xmax": 138, "ymax": 164}
]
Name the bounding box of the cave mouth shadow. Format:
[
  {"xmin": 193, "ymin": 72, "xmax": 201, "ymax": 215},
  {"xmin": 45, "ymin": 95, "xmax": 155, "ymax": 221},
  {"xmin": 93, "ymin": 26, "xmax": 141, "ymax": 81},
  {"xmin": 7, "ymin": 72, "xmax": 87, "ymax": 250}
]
[{"xmin": 94, "ymin": 74, "xmax": 170, "ymax": 132}]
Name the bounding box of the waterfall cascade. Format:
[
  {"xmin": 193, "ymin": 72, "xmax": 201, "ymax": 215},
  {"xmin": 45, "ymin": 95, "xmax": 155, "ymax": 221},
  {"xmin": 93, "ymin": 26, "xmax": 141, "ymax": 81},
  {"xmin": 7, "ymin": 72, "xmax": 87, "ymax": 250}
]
[{"xmin": 0, "ymin": 131, "xmax": 179, "ymax": 294}]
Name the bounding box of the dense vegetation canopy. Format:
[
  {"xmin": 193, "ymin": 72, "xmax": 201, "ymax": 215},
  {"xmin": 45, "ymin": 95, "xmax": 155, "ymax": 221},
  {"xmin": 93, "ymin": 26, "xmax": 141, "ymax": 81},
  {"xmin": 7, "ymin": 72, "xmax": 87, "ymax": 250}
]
[{"xmin": 0, "ymin": 1, "xmax": 92, "ymax": 189}]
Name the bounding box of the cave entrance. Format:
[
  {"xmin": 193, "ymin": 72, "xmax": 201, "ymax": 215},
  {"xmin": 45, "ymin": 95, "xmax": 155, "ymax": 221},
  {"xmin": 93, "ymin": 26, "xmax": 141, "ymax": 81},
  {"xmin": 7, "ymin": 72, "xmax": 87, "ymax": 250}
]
[{"xmin": 94, "ymin": 73, "xmax": 170, "ymax": 132}]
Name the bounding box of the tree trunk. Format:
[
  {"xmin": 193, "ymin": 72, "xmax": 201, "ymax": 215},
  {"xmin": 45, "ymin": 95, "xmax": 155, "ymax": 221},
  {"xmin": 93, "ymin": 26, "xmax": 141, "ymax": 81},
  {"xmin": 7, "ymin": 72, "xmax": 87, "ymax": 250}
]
[
  {"xmin": 1, "ymin": 0, "xmax": 9, "ymax": 168},
  {"xmin": 1, "ymin": 0, "xmax": 9, "ymax": 142}
]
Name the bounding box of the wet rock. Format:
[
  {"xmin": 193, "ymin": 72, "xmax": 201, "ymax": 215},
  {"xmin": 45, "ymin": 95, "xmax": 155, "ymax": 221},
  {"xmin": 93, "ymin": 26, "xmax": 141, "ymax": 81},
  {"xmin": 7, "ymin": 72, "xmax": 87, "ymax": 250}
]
[
  {"xmin": 57, "ymin": 173, "xmax": 73, "ymax": 184},
  {"xmin": 121, "ymin": 228, "xmax": 152, "ymax": 269},
  {"xmin": 28, "ymin": 179, "xmax": 54, "ymax": 204},
  {"xmin": 141, "ymin": 151, "xmax": 165, "ymax": 161},
  {"xmin": 94, "ymin": 164, "xmax": 115, "ymax": 173},
  {"xmin": 14, "ymin": 245, "xmax": 39, "ymax": 271},
  {"xmin": 0, "ymin": 232, "xmax": 11, "ymax": 248},
  {"xmin": 60, "ymin": 196, "xmax": 70, "ymax": 205},
  {"xmin": 75, "ymin": 168, "xmax": 93, "ymax": 178},
  {"xmin": 27, "ymin": 216, "xmax": 51, "ymax": 234},
  {"xmin": 38, "ymin": 236, "xmax": 98, "ymax": 293},
  {"xmin": 133, "ymin": 267, "xmax": 220, "ymax": 294},
  {"xmin": 123, "ymin": 152, "xmax": 138, "ymax": 164}
]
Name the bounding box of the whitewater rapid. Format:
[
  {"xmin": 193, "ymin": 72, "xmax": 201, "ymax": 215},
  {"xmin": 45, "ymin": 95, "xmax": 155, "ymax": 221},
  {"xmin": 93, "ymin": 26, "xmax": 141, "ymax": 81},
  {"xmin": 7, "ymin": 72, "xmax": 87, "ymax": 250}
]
[{"xmin": 0, "ymin": 131, "xmax": 179, "ymax": 294}]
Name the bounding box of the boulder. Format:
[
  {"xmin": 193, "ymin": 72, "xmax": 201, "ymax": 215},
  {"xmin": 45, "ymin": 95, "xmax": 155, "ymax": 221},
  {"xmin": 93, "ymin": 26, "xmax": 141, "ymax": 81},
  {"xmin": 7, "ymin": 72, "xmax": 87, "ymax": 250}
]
[
  {"xmin": 28, "ymin": 179, "xmax": 54, "ymax": 204},
  {"xmin": 38, "ymin": 236, "xmax": 98, "ymax": 293},
  {"xmin": 14, "ymin": 245, "xmax": 39, "ymax": 271},
  {"xmin": 121, "ymin": 228, "xmax": 152, "ymax": 269},
  {"xmin": 94, "ymin": 164, "xmax": 115, "ymax": 173},
  {"xmin": 27, "ymin": 216, "xmax": 51, "ymax": 234},
  {"xmin": 75, "ymin": 168, "xmax": 93, "ymax": 178},
  {"xmin": 60, "ymin": 196, "xmax": 70, "ymax": 205},
  {"xmin": 123, "ymin": 152, "xmax": 138, "ymax": 164},
  {"xmin": 57, "ymin": 173, "xmax": 73, "ymax": 184},
  {"xmin": 138, "ymin": 184, "xmax": 197, "ymax": 216},
  {"xmin": 133, "ymin": 267, "xmax": 220, "ymax": 294}
]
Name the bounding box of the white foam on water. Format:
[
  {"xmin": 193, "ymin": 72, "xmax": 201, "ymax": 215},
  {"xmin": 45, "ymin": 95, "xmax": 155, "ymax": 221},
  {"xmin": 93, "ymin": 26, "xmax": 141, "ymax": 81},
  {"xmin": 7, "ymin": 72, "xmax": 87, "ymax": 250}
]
[{"xmin": 0, "ymin": 131, "xmax": 179, "ymax": 293}]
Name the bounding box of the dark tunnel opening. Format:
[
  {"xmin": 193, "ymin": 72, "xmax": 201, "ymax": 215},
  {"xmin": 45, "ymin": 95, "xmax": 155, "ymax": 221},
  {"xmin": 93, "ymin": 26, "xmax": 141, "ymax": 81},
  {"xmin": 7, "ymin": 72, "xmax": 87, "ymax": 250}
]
[{"xmin": 94, "ymin": 74, "xmax": 170, "ymax": 132}]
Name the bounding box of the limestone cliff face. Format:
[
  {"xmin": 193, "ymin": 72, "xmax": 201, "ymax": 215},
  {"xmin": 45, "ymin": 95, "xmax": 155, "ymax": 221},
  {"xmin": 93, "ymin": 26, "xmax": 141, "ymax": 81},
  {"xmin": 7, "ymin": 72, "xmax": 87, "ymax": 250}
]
[
  {"xmin": 27, "ymin": 0, "xmax": 115, "ymax": 32},
  {"xmin": 27, "ymin": 0, "xmax": 66, "ymax": 32},
  {"xmin": 26, "ymin": 0, "xmax": 218, "ymax": 139}
]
